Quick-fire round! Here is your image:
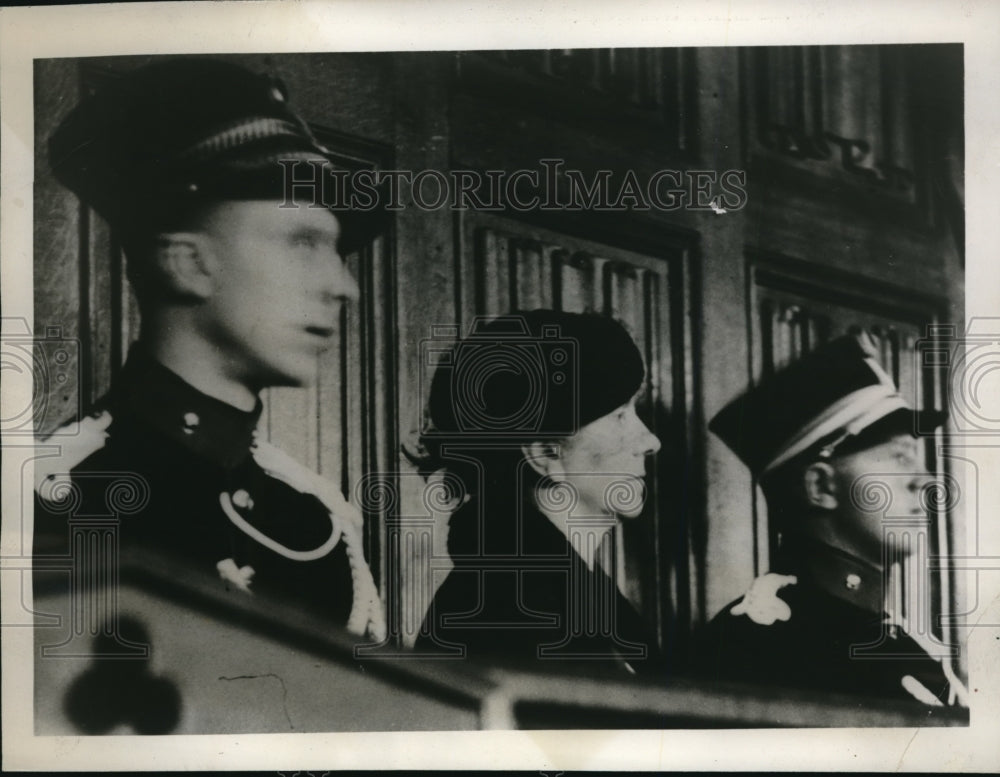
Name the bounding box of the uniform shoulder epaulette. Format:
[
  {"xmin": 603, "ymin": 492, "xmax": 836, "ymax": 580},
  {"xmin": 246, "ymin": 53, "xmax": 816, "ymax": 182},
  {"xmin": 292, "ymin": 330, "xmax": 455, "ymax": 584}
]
[
  {"xmin": 730, "ymin": 573, "xmax": 798, "ymax": 626},
  {"xmin": 34, "ymin": 411, "xmax": 113, "ymax": 501},
  {"xmin": 249, "ymin": 438, "xmax": 386, "ymax": 642}
]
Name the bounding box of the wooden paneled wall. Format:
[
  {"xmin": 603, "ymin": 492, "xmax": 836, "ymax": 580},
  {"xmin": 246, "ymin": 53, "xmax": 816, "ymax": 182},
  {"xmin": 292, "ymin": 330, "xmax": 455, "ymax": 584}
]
[{"xmin": 34, "ymin": 45, "xmax": 964, "ymax": 668}]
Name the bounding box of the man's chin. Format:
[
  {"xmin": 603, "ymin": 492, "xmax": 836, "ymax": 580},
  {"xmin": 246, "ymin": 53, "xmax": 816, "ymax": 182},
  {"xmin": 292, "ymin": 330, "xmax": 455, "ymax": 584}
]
[{"xmin": 258, "ymin": 366, "xmax": 315, "ymax": 390}]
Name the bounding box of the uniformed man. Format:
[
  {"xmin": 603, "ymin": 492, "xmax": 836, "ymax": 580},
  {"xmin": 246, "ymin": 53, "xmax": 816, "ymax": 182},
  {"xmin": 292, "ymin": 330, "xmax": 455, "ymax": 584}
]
[
  {"xmin": 699, "ymin": 334, "xmax": 967, "ymax": 708},
  {"xmin": 33, "ymin": 59, "xmax": 387, "ymax": 657}
]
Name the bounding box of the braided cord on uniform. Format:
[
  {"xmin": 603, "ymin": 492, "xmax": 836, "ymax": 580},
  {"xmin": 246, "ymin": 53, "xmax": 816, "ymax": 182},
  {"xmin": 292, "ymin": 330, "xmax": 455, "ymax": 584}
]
[
  {"xmin": 219, "ymin": 491, "xmax": 341, "ymax": 562},
  {"xmin": 251, "ymin": 438, "xmax": 386, "ymax": 641}
]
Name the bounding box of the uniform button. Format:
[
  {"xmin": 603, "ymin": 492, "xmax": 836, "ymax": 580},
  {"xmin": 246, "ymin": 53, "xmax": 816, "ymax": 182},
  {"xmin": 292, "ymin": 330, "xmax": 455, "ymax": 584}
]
[
  {"xmin": 182, "ymin": 412, "xmax": 200, "ymax": 434},
  {"xmin": 845, "ymin": 573, "xmax": 861, "ymax": 591},
  {"xmin": 231, "ymin": 489, "xmax": 254, "ymax": 510}
]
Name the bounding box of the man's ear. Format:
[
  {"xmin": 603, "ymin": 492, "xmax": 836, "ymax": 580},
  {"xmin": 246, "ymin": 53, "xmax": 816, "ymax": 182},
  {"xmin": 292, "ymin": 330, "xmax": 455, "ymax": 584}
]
[
  {"xmin": 802, "ymin": 461, "xmax": 839, "ymax": 510},
  {"xmin": 521, "ymin": 441, "xmax": 563, "ymax": 480},
  {"xmin": 153, "ymin": 233, "xmax": 214, "ymax": 299}
]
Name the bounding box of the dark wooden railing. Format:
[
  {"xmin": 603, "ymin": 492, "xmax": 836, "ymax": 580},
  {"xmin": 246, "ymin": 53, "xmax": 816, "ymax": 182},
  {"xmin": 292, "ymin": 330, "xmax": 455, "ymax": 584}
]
[{"xmin": 33, "ymin": 547, "xmax": 966, "ymax": 733}]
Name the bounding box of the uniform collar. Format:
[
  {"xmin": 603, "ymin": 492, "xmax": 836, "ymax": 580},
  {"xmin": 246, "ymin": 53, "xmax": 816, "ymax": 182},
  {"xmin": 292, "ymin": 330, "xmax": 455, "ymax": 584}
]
[
  {"xmin": 110, "ymin": 346, "xmax": 263, "ymax": 469},
  {"xmin": 776, "ymin": 535, "xmax": 885, "ymax": 615}
]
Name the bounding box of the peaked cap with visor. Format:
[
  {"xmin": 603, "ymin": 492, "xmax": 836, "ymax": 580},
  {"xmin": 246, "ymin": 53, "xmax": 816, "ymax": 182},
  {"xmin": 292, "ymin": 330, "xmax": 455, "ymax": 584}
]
[
  {"xmin": 710, "ymin": 334, "xmax": 946, "ymax": 476},
  {"xmin": 48, "ymin": 58, "xmax": 388, "ymax": 253}
]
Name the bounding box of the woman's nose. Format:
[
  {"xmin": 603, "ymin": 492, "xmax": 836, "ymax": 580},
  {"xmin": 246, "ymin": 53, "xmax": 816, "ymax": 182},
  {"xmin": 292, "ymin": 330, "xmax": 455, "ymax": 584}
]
[{"xmin": 641, "ymin": 422, "xmax": 661, "ymax": 456}]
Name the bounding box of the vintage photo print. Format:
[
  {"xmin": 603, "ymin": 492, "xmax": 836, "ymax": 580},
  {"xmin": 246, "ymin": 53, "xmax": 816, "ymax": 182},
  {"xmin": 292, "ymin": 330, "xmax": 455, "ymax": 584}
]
[{"xmin": 2, "ymin": 0, "xmax": 998, "ymax": 771}]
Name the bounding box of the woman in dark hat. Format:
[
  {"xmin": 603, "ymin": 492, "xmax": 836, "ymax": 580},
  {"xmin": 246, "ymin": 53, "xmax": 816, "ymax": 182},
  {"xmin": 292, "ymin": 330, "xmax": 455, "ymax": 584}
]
[{"xmin": 414, "ymin": 310, "xmax": 666, "ymax": 678}]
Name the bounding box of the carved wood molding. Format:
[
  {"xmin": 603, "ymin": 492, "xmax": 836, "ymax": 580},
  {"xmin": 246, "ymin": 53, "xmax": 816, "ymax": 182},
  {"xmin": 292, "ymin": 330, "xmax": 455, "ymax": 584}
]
[
  {"xmin": 457, "ymin": 49, "xmax": 699, "ymax": 157},
  {"xmin": 744, "ymin": 46, "xmax": 917, "ymax": 196},
  {"xmin": 740, "ymin": 44, "xmax": 962, "ymax": 236}
]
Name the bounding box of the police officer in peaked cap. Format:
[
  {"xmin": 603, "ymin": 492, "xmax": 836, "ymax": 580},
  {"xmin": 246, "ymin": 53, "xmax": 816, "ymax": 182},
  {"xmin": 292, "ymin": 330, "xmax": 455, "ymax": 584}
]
[
  {"xmin": 34, "ymin": 58, "xmax": 389, "ymax": 685},
  {"xmin": 697, "ymin": 334, "xmax": 968, "ymax": 709}
]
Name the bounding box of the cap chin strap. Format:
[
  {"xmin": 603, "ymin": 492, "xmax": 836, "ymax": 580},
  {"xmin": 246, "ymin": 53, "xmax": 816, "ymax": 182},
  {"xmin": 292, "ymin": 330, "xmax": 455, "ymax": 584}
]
[{"xmin": 816, "ymin": 393, "xmax": 913, "ymax": 459}]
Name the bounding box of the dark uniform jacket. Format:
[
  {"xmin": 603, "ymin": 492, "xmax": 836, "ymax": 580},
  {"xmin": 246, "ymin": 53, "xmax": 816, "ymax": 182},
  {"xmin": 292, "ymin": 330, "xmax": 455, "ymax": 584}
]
[
  {"xmin": 698, "ymin": 537, "xmax": 964, "ymax": 707},
  {"xmin": 416, "ymin": 500, "xmax": 668, "ymax": 679},
  {"xmin": 33, "ymin": 348, "xmax": 384, "ymax": 639}
]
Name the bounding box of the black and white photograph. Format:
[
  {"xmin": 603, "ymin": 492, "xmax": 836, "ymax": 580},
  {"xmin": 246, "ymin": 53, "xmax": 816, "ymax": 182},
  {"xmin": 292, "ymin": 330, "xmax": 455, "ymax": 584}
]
[{"xmin": 2, "ymin": 0, "xmax": 998, "ymax": 772}]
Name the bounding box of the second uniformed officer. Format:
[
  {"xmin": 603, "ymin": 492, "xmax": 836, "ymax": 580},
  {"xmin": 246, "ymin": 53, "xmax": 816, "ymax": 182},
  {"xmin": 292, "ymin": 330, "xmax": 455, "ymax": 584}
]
[
  {"xmin": 33, "ymin": 59, "xmax": 387, "ymax": 650},
  {"xmin": 699, "ymin": 334, "xmax": 967, "ymax": 708}
]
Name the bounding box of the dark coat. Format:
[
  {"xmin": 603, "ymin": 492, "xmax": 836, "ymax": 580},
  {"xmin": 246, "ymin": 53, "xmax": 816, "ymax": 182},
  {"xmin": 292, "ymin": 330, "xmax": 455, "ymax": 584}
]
[
  {"xmin": 416, "ymin": 499, "xmax": 668, "ymax": 679},
  {"xmin": 32, "ymin": 348, "xmax": 379, "ymax": 635},
  {"xmin": 697, "ymin": 538, "xmax": 961, "ymax": 706}
]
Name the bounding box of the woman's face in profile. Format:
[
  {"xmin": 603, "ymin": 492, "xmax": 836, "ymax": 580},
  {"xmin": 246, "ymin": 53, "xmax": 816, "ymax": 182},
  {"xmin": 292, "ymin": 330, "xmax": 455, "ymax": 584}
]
[{"xmin": 553, "ymin": 397, "xmax": 661, "ymax": 518}]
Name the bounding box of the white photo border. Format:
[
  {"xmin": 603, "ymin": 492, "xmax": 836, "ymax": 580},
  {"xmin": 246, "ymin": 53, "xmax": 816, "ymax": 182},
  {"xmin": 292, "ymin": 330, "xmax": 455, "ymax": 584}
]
[{"xmin": 2, "ymin": 0, "xmax": 999, "ymax": 771}]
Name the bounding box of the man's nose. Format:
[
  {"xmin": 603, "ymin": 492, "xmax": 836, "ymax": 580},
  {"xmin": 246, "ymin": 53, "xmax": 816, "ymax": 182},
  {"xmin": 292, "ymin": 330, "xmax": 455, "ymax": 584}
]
[{"xmin": 322, "ymin": 254, "xmax": 360, "ymax": 304}]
